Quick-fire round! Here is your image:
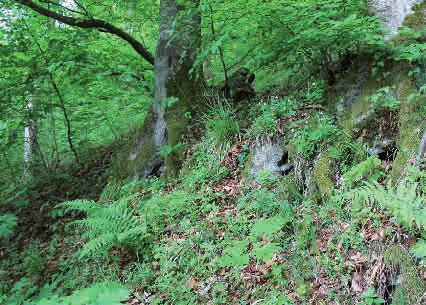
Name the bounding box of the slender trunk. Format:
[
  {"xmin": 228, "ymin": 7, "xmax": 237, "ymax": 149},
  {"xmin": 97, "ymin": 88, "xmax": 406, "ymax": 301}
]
[
  {"xmin": 50, "ymin": 105, "xmax": 59, "ymax": 164},
  {"xmin": 23, "ymin": 101, "xmax": 35, "ymax": 180},
  {"xmin": 208, "ymin": 4, "xmax": 228, "ymax": 94},
  {"xmin": 23, "ymin": 100, "xmax": 48, "ymax": 177},
  {"xmin": 47, "ymin": 73, "xmax": 80, "ymax": 164},
  {"xmin": 418, "ymin": 128, "xmax": 426, "ymax": 161}
]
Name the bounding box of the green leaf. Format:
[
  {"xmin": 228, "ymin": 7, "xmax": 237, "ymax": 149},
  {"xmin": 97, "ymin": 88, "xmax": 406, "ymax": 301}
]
[
  {"xmin": 251, "ymin": 216, "xmax": 289, "ymax": 239},
  {"xmin": 411, "ymin": 239, "xmax": 426, "ymax": 259},
  {"xmin": 219, "ymin": 240, "xmax": 249, "ymax": 267},
  {"xmin": 253, "ymin": 242, "xmax": 280, "ymax": 262}
]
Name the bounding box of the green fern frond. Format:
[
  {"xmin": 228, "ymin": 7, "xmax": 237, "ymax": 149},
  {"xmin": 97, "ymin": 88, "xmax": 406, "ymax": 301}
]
[
  {"xmin": 343, "ymin": 170, "xmax": 425, "ymax": 230},
  {"xmin": 31, "ymin": 281, "xmax": 128, "ymax": 305},
  {"xmin": 58, "ymin": 197, "xmax": 146, "ymax": 258}
]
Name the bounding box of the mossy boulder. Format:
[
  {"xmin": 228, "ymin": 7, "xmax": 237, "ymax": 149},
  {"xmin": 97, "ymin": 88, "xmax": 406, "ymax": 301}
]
[
  {"xmin": 383, "ymin": 245, "xmax": 426, "ymax": 304},
  {"xmin": 391, "ymin": 89, "xmax": 425, "ymax": 180},
  {"xmin": 333, "ymin": 58, "xmax": 424, "ymax": 180},
  {"xmin": 312, "ymin": 152, "xmax": 334, "ymax": 196}
]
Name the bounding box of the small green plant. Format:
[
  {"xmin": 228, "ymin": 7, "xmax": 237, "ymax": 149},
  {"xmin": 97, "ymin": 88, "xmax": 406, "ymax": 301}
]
[
  {"xmin": 161, "ymin": 96, "xmax": 179, "ymax": 108},
  {"xmin": 21, "ymin": 247, "xmax": 46, "ymax": 278},
  {"xmin": 204, "ymin": 100, "xmax": 240, "ymax": 143},
  {"xmin": 218, "ymin": 240, "xmax": 249, "ymax": 268},
  {"xmin": 0, "ymin": 214, "xmax": 17, "ymax": 238},
  {"xmin": 294, "ymin": 114, "xmax": 339, "ymax": 158},
  {"xmin": 359, "ymin": 287, "xmax": 385, "ymax": 305},
  {"xmin": 57, "ymin": 198, "xmax": 147, "ymax": 258},
  {"xmin": 368, "ymin": 87, "xmax": 400, "ymax": 113},
  {"xmin": 343, "ymin": 156, "xmax": 383, "ymax": 187},
  {"xmin": 30, "ymin": 281, "xmax": 128, "ymax": 305},
  {"xmin": 249, "ymin": 97, "xmax": 297, "ymax": 136},
  {"xmin": 158, "ymin": 142, "xmax": 187, "ymax": 157}
]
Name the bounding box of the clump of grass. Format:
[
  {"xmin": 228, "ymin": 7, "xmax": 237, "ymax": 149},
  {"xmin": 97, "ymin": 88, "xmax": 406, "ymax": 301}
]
[{"xmin": 204, "ymin": 100, "xmax": 240, "ymax": 144}]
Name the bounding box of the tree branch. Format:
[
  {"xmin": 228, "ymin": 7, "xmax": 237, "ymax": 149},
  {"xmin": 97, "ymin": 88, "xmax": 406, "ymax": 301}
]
[{"xmin": 16, "ymin": 0, "xmax": 155, "ymax": 65}]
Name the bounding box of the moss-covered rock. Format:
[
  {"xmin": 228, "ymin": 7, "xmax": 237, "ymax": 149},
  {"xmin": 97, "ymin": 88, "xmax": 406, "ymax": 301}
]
[
  {"xmin": 383, "ymin": 245, "xmax": 426, "ymax": 304},
  {"xmin": 403, "ymin": 0, "xmax": 426, "ymax": 39},
  {"xmin": 312, "ymin": 152, "xmax": 334, "ymax": 196},
  {"xmin": 391, "ymin": 89, "xmax": 425, "ymax": 180},
  {"xmin": 332, "ymin": 57, "xmax": 424, "ymax": 180}
]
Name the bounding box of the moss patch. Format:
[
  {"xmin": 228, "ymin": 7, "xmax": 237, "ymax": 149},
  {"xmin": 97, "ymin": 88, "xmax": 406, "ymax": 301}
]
[
  {"xmin": 391, "ymin": 91, "xmax": 426, "ymax": 180},
  {"xmin": 313, "ymin": 152, "xmax": 334, "ymax": 196},
  {"xmin": 384, "ymin": 245, "xmax": 426, "ymax": 304}
]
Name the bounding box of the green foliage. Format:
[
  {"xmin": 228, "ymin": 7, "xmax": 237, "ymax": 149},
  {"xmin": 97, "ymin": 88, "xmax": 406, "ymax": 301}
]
[
  {"xmin": 249, "ymin": 97, "xmax": 297, "ymax": 136},
  {"xmin": 57, "ymin": 198, "xmax": 147, "ymax": 258},
  {"xmin": 252, "ymin": 0, "xmax": 385, "ymax": 84},
  {"xmin": 345, "ymin": 169, "xmax": 425, "ymax": 230},
  {"xmin": 294, "ymin": 115, "xmax": 339, "ymax": 158},
  {"xmin": 204, "ymin": 100, "xmax": 240, "ymax": 143},
  {"xmin": 30, "ymin": 282, "xmax": 129, "ymax": 305},
  {"xmin": 392, "ymin": 43, "xmax": 426, "ymax": 62},
  {"xmin": 368, "ymin": 87, "xmax": 400, "ymax": 113},
  {"xmin": 359, "ymin": 287, "xmax": 385, "ymax": 305},
  {"xmin": 343, "ymin": 156, "xmax": 383, "ymax": 187},
  {"xmin": 0, "ymin": 213, "xmax": 17, "ymax": 238},
  {"xmin": 219, "ymin": 240, "xmax": 249, "ymax": 267},
  {"xmin": 344, "ymin": 167, "xmax": 426, "ymax": 267},
  {"xmin": 21, "ymin": 247, "xmax": 46, "ymax": 278},
  {"xmin": 251, "ymin": 215, "xmax": 289, "ymax": 239},
  {"xmin": 158, "ymin": 143, "xmax": 187, "ymax": 157},
  {"xmin": 0, "ymin": 277, "xmax": 37, "ymax": 305}
]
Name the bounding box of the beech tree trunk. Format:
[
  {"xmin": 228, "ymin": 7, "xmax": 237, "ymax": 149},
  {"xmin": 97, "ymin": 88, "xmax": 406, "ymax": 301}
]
[{"xmin": 130, "ymin": 0, "xmax": 202, "ymax": 178}]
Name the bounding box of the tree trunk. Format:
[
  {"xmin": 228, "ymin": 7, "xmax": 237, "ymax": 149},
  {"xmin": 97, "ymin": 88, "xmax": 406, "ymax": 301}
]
[
  {"xmin": 23, "ymin": 101, "xmax": 35, "ymax": 180},
  {"xmin": 129, "ymin": 0, "xmax": 202, "ymax": 178}
]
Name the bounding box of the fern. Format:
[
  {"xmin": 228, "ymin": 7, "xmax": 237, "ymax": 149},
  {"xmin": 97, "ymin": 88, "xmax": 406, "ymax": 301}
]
[
  {"xmin": 56, "ymin": 198, "xmax": 146, "ymax": 258},
  {"xmin": 344, "ymin": 174, "xmax": 425, "ymax": 230},
  {"xmin": 30, "ymin": 281, "xmax": 128, "ymax": 305},
  {"xmin": 344, "ymin": 168, "xmax": 426, "ymax": 262},
  {"xmin": 0, "ymin": 213, "xmax": 17, "ymax": 238}
]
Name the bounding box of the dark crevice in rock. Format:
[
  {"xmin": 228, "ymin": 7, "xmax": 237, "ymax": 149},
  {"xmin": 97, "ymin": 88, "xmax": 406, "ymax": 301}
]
[
  {"xmin": 377, "ymin": 145, "xmax": 398, "ymax": 163},
  {"xmin": 277, "ymin": 150, "xmax": 289, "ymax": 167},
  {"xmin": 279, "ymin": 151, "xmax": 294, "ymax": 176},
  {"xmin": 371, "ymin": 140, "xmax": 398, "ymax": 164}
]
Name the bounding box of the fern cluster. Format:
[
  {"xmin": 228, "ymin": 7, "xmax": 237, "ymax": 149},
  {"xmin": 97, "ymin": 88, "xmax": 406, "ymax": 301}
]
[
  {"xmin": 0, "ymin": 213, "xmax": 17, "ymax": 238},
  {"xmin": 343, "ymin": 167, "xmax": 426, "ymax": 266},
  {"xmin": 29, "ymin": 282, "xmax": 128, "ymax": 305},
  {"xmin": 57, "ymin": 197, "xmax": 147, "ymax": 258}
]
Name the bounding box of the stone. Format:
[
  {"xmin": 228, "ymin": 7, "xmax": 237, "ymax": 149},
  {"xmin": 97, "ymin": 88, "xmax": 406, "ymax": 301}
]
[
  {"xmin": 251, "ymin": 136, "xmax": 292, "ymax": 180},
  {"xmin": 225, "ymin": 67, "xmax": 256, "ymax": 102}
]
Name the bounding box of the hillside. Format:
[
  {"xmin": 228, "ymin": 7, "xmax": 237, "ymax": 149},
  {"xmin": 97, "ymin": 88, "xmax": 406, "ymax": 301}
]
[{"xmin": 0, "ymin": 1, "xmax": 425, "ymax": 304}]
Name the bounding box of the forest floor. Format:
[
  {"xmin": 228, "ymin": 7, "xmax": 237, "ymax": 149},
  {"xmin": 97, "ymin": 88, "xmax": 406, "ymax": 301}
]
[{"xmin": 1, "ymin": 77, "xmax": 425, "ymax": 304}]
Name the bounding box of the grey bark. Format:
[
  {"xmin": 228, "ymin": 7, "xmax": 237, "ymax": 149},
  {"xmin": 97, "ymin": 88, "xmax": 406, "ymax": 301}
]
[
  {"xmin": 418, "ymin": 127, "xmax": 426, "ymax": 161},
  {"xmin": 131, "ymin": 0, "xmax": 202, "ymax": 178},
  {"xmin": 23, "ymin": 101, "xmax": 35, "ymax": 180}
]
